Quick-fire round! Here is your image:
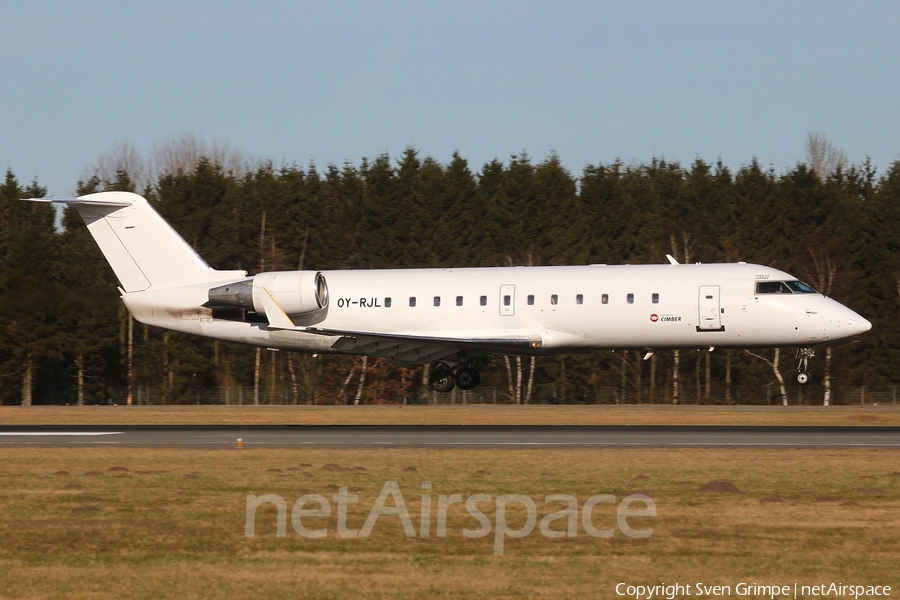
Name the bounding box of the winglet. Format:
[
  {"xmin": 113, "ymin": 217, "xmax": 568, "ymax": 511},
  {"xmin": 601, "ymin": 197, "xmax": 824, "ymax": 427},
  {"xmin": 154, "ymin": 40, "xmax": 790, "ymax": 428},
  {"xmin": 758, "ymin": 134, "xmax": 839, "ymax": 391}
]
[
  {"xmin": 258, "ymin": 287, "xmax": 298, "ymax": 330},
  {"xmin": 665, "ymin": 254, "xmax": 679, "ymax": 265}
]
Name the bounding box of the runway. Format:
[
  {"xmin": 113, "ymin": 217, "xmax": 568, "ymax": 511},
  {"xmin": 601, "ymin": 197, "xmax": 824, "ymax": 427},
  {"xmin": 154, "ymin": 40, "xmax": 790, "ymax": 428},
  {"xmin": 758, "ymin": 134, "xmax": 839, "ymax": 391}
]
[{"xmin": 0, "ymin": 425, "xmax": 898, "ymax": 448}]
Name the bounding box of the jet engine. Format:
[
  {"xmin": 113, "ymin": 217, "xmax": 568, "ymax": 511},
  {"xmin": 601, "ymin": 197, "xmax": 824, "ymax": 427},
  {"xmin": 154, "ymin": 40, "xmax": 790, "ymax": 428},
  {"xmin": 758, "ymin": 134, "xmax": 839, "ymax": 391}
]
[{"xmin": 207, "ymin": 271, "xmax": 328, "ymax": 316}]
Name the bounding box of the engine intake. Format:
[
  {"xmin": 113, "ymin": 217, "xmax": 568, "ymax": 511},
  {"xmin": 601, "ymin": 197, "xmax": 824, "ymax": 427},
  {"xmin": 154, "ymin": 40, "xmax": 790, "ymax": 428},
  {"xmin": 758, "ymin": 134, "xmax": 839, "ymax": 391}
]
[{"xmin": 208, "ymin": 271, "xmax": 328, "ymax": 316}]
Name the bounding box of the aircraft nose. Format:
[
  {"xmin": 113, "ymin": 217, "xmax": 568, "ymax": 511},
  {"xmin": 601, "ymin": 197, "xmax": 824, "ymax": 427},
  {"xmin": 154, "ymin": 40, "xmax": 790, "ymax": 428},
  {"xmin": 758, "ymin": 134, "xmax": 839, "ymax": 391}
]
[
  {"xmin": 848, "ymin": 316, "xmax": 872, "ymax": 335},
  {"xmin": 825, "ymin": 302, "xmax": 872, "ymax": 341}
]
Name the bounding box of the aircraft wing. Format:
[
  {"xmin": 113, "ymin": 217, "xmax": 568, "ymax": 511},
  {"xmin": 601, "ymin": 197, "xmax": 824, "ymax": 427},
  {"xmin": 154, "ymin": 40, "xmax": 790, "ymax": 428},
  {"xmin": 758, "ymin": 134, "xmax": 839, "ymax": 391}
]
[
  {"xmin": 305, "ymin": 326, "xmax": 543, "ymax": 365},
  {"xmin": 257, "ymin": 287, "xmax": 542, "ymax": 365}
]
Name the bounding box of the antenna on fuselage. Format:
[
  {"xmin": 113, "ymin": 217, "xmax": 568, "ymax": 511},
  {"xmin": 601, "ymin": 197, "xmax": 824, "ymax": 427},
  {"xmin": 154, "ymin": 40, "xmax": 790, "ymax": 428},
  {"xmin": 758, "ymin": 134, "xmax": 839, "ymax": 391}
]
[{"xmin": 665, "ymin": 254, "xmax": 679, "ymax": 265}]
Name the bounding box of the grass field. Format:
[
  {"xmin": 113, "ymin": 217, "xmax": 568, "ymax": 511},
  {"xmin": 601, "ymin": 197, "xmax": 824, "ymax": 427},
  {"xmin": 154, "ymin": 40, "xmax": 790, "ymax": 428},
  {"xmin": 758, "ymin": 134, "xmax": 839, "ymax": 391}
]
[
  {"xmin": 2, "ymin": 404, "xmax": 900, "ymax": 426},
  {"xmin": 1, "ymin": 447, "xmax": 898, "ymax": 599}
]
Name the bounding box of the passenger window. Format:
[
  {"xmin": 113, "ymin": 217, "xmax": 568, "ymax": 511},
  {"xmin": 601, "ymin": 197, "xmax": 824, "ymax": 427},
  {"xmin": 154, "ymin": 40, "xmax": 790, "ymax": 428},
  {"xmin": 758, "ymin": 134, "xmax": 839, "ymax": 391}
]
[
  {"xmin": 576, "ymin": 294, "xmax": 583, "ymax": 305},
  {"xmin": 434, "ymin": 296, "xmax": 441, "ymax": 307},
  {"xmin": 527, "ymin": 295, "xmax": 535, "ymax": 305},
  {"xmin": 601, "ymin": 294, "xmax": 609, "ymax": 305},
  {"xmin": 385, "ymin": 297, "xmax": 392, "ymax": 308},
  {"xmin": 480, "ymin": 295, "xmax": 487, "ymax": 306},
  {"xmin": 409, "ymin": 297, "xmax": 416, "ymax": 307},
  {"xmin": 627, "ymin": 293, "xmax": 634, "ymax": 304},
  {"xmin": 456, "ymin": 296, "xmax": 463, "ymax": 306},
  {"xmin": 503, "ymin": 295, "xmax": 511, "ymax": 306},
  {"xmin": 652, "ymin": 293, "xmax": 659, "ymax": 304},
  {"xmin": 551, "ymin": 294, "xmax": 558, "ymax": 305}
]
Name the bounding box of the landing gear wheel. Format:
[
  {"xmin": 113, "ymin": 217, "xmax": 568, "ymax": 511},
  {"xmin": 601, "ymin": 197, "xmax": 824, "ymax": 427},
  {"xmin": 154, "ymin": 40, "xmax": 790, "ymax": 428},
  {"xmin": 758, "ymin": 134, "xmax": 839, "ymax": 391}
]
[
  {"xmin": 796, "ymin": 347, "xmax": 815, "ymax": 386},
  {"xmin": 455, "ymin": 367, "xmax": 481, "ymax": 391},
  {"xmin": 430, "ymin": 366, "xmax": 456, "ymax": 393}
]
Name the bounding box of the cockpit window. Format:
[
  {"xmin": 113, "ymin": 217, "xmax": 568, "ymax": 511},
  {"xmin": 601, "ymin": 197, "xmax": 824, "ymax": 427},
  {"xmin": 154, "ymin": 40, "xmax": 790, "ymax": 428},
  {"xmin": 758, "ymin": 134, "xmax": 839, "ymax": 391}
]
[
  {"xmin": 785, "ymin": 280, "xmax": 818, "ymax": 293},
  {"xmin": 755, "ymin": 281, "xmax": 792, "ymax": 294},
  {"xmin": 755, "ymin": 280, "xmax": 819, "ymax": 294}
]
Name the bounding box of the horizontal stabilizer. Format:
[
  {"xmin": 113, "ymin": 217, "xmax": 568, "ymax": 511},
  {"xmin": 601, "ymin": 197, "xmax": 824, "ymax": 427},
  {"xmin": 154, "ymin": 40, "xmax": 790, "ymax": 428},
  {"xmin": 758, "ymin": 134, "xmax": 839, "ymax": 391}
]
[{"xmin": 27, "ymin": 196, "xmax": 133, "ymax": 209}]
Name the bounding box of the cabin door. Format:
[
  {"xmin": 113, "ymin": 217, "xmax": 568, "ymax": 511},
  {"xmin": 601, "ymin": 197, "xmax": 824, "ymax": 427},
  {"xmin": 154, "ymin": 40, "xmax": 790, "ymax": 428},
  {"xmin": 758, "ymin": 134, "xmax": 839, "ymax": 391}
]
[
  {"xmin": 698, "ymin": 285, "xmax": 722, "ymax": 330},
  {"xmin": 499, "ymin": 285, "xmax": 516, "ymax": 316}
]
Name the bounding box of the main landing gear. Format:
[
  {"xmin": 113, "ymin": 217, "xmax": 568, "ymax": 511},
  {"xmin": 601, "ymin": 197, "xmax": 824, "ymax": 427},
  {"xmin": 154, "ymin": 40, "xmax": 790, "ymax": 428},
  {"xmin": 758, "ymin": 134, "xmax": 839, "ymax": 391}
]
[
  {"xmin": 429, "ymin": 359, "xmax": 484, "ymax": 392},
  {"xmin": 796, "ymin": 347, "xmax": 814, "ymax": 385}
]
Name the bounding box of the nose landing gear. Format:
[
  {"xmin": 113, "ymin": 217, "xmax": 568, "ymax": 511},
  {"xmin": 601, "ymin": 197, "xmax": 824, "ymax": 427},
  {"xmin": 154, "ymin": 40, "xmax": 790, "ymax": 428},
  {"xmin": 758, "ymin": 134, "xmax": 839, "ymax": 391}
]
[{"xmin": 796, "ymin": 347, "xmax": 815, "ymax": 385}]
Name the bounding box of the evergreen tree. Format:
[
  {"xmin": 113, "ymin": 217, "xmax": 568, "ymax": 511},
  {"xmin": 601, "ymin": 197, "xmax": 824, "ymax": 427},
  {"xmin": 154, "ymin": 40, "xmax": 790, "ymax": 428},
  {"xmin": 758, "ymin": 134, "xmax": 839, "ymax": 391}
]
[
  {"xmin": 0, "ymin": 173, "xmax": 58, "ymax": 404},
  {"xmin": 5, "ymin": 146, "xmax": 897, "ymax": 405}
]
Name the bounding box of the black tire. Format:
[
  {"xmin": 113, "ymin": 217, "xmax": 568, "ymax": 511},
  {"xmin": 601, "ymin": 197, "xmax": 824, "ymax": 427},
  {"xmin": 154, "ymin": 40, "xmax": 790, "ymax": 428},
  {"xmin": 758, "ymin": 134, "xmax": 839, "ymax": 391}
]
[
  {"xmin": 797, "ymin": 371, "xmax": 811, "ymax": 385},
  {"xmin": 456, "ymin": 367, "xmax": 481, "ymax": 391},
  {"xmin": 430, "ymin": 367, "xmax": 456, "ymax": 393}
]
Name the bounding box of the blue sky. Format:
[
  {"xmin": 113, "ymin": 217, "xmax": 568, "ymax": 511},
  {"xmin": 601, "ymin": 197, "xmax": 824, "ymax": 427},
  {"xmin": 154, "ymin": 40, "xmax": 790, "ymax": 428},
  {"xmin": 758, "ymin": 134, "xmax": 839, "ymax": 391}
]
[{"xmin": 2, "ymin": 1, "xmax": 898, "ymax": 197}]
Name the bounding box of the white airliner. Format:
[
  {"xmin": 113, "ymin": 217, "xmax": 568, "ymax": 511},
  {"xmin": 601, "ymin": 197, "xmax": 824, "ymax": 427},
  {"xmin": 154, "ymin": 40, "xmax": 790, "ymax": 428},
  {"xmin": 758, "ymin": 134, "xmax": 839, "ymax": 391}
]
[{"xmin": 32, "ymin": 191, "xmax": 871, "ymax": 391}]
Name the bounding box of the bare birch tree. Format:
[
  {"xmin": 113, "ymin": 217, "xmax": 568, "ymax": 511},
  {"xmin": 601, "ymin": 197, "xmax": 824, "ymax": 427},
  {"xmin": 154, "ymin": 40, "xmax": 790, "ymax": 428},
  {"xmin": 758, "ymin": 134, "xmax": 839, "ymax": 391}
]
[
  {"xmin": 287, "ymin": 353, "xmax": 300, "ymax": 405},
  {"xmin": 805, "ymin": 131, "xmax": 848, "ymax": 178},
  {"xmin": 525, "ymin": 356, "xmax": 536, "ymax": 404},
  {"xmin": 22, "ymin": 354, "xmax": 33, "ymax": 406},
  {"xmin": 82, "ymin": 134, "xmax": 254, "ymax": 194},
  {"xmin": 253, "ymin": 348, "xmax": 261, "ymax": 405},
  {"xmin": 75, "ymin": 351, "xmax": 84, "ymax": 406},
  {"xmin": 504, "ymin": 355, "xmax": 517, "ymax": 404},
  {"xmin": 805, "ymin": 248, "xmax": 838, "ymax": 405},
  {"xmin": 745, "ymin": 348, "xmax": 788, "ymax": 405},
  {"xmin": 80, "ymin": 140, "xmax": 147, "ymax": 191},
  {"xmin": 672, "ymin": 349, "xmax": 680, "ymax": 405},
  {"xmin": 353, "ymin": 356, "xmax": 368, "ymax": 405},
  {"xmin": 339, "ymin": 364, "xmax": 357, "ymax": 404},
  {"xmin": 668, "ymin": 232, "xmax": 694, "ymax": 404},
  {"xmin": 152, "ymin": 132, "xmax": 252, "ymax": 179}
]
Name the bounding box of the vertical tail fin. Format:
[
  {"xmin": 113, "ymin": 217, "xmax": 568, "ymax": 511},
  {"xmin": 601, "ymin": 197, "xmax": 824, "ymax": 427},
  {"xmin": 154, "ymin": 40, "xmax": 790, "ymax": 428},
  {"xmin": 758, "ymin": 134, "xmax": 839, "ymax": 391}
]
[{"xmin": 32, "ymin": 192, "xmax": 244, "ymax": 292}]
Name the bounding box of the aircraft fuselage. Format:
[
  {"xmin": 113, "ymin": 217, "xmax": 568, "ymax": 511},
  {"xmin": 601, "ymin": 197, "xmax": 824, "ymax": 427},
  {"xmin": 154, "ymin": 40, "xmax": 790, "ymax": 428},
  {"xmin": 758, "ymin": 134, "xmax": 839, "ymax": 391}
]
[{"xmin": 124, "ymin": 262, "xmax": 868, "ymax": 357}]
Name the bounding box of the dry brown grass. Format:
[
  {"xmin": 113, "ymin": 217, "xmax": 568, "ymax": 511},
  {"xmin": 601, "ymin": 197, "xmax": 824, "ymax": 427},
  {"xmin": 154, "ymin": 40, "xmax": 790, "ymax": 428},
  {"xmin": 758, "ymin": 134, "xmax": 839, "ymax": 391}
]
[
  {"xmin": 0, "ymin": 447, "xmax": 898, "ymax": 598},
  {"xmin": 2, "ymin": 404, "xmax": 900, "ymax": 426}
]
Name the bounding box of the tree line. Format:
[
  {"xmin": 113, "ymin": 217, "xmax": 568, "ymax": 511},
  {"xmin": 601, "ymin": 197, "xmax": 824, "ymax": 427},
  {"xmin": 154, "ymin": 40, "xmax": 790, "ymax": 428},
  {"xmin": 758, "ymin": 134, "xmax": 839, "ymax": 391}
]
[{"xmin": 1, "ymin": 140, "xmax": 897, "ymax": 405}]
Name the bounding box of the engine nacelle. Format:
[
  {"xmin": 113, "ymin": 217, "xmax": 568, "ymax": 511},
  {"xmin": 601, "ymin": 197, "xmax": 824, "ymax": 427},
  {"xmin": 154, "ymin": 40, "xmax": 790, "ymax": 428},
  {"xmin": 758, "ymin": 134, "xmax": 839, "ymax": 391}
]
[{"xmin": 208, "ymin": 271, "xmax": 328, "ymax": 316}]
